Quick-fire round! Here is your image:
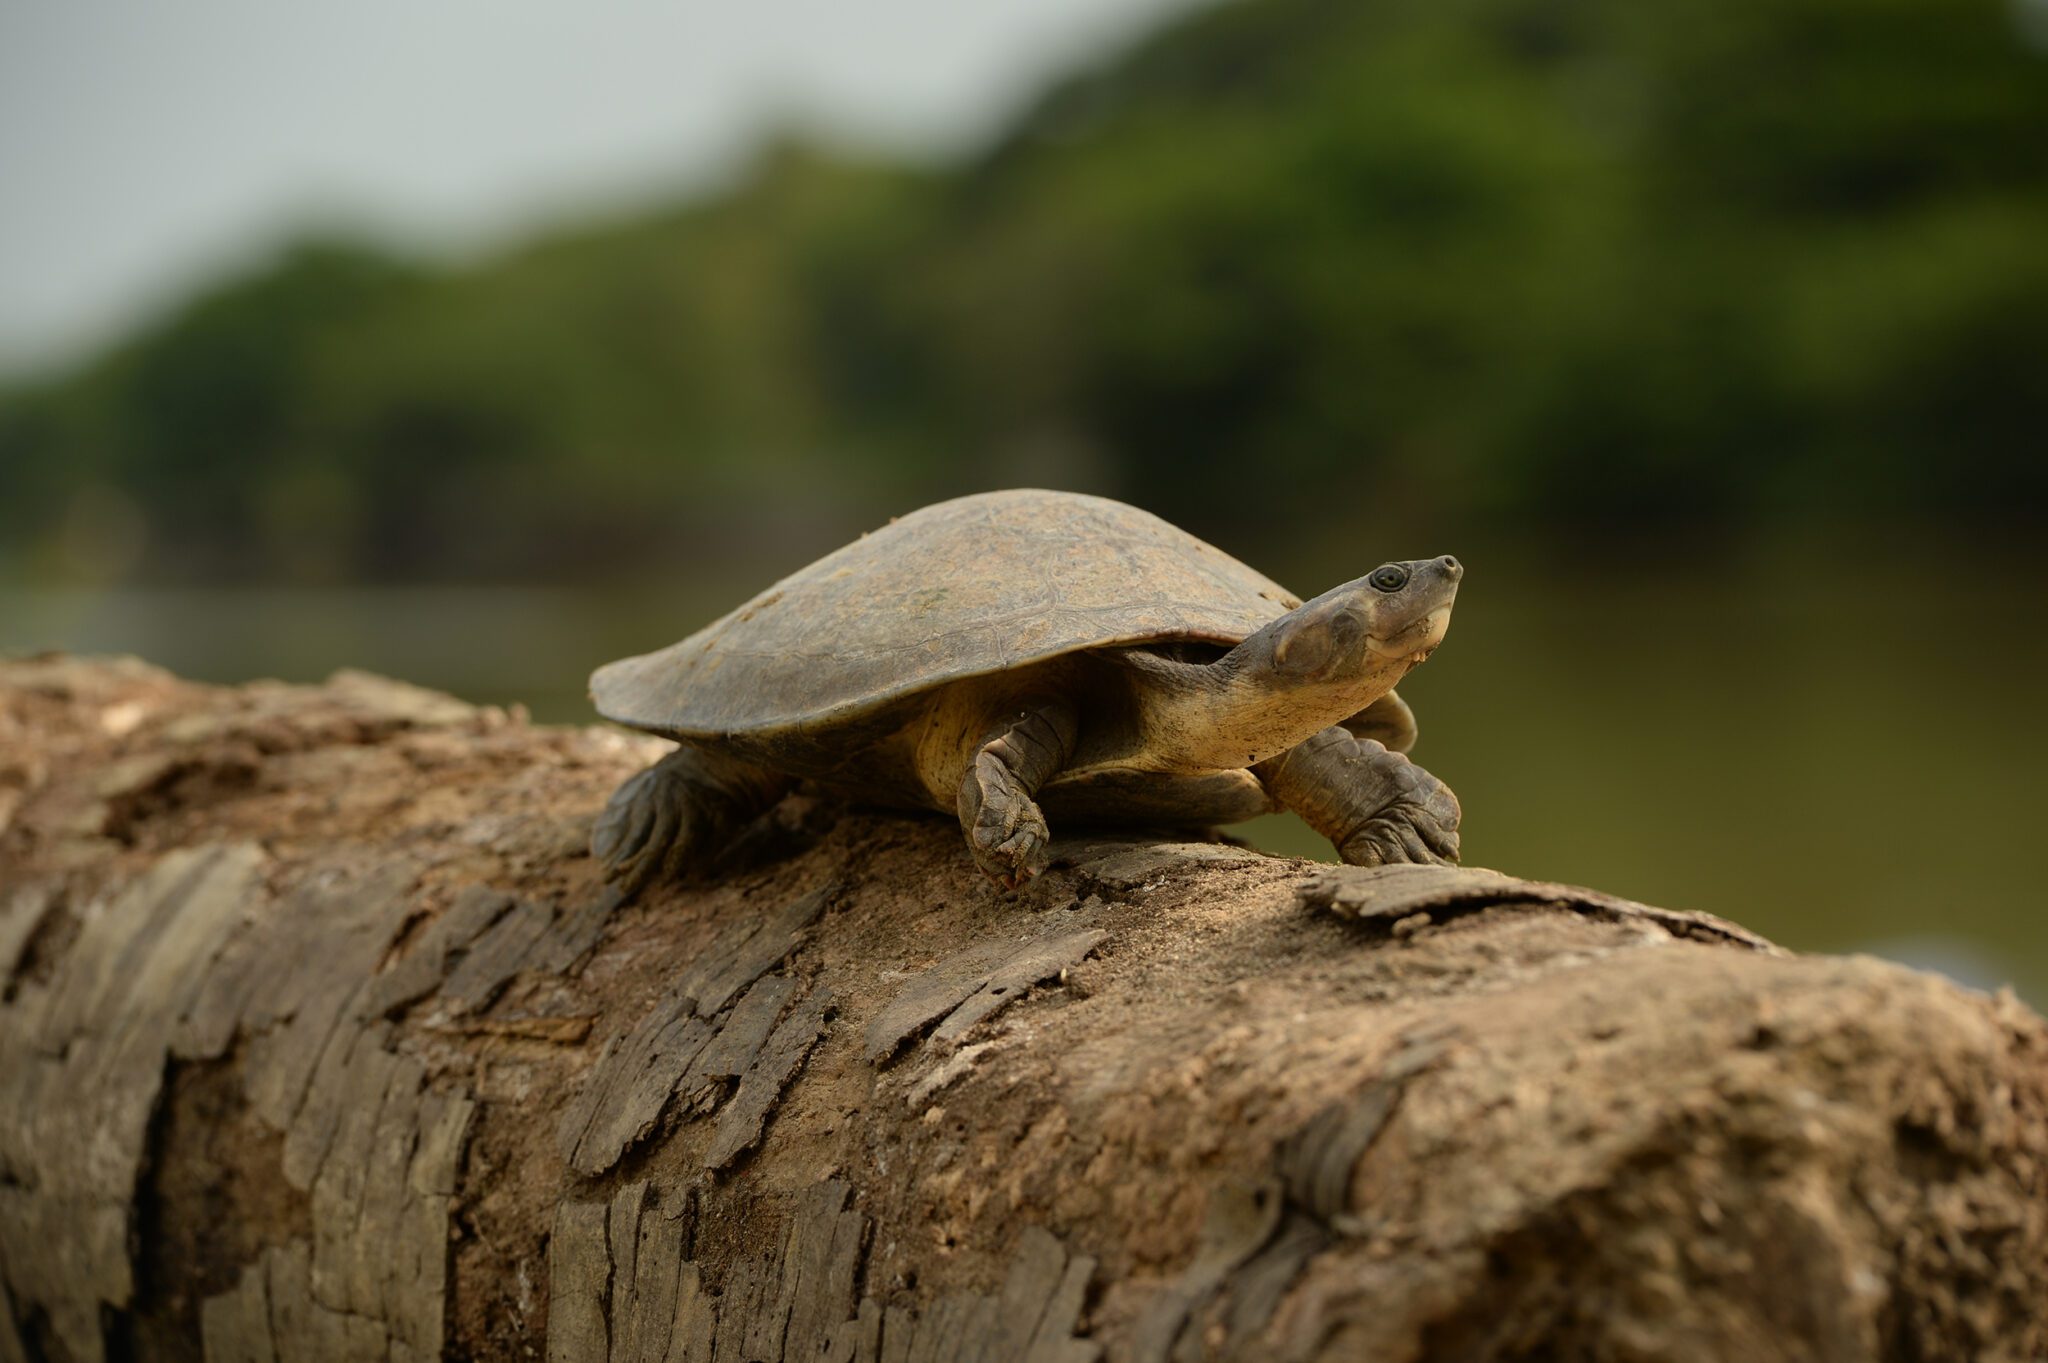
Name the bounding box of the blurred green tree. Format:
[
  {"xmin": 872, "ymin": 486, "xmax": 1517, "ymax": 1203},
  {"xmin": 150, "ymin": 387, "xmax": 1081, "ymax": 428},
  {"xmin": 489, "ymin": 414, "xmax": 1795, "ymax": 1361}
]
[{"xmin": 4, "ymin": 0, "xmax": 2044, "ymax": 583}]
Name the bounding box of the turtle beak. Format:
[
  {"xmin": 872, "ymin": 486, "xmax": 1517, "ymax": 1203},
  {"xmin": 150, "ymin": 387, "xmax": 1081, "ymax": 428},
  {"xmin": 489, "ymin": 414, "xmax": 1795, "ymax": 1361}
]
[{"xmin": 1369, "ymin": 605, "xmax": 1453, "ymax": 662}]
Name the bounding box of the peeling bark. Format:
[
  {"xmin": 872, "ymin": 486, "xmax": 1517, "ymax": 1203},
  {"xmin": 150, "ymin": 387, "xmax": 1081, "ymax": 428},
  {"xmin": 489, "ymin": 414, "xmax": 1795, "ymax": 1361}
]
[{"xmin": 0, "ymin": 656, "xmax": 2045, "ymax": 1363}]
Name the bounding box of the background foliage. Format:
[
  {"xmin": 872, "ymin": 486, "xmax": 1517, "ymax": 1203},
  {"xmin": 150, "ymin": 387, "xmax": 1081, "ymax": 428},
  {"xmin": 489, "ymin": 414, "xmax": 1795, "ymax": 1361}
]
[{"xmin": 6, "ymin": 0, "xmax": 2045, "ymax": 584}]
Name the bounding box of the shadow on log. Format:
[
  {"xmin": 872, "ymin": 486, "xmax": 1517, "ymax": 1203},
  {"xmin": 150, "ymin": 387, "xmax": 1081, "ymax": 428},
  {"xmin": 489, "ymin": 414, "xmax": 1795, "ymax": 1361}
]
[{"xmin": 0, "ymin": 655, "xmax": 2044, "ymax": 1362}]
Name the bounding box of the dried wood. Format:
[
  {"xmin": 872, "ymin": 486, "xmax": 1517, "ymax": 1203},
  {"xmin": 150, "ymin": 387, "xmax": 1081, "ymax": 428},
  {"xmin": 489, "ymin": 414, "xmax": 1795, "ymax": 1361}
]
[
  {"xmin": 0, "ymin": 882, "xmax": 54, "ymax": 986},
  {"xmin": 196, "ymin": 1260, "xmax": 274, "ymax": 1363},
  {"xmin": 438, "ymin": 897, "xmax": 555, "ymax": 1011},
  {"xmin": 684, "ymin": 973, "xmax": 800, "ymax": 1094},
  {"xmin": 928, "ymin": 929, "xmax": 1106, "ymax": 1048},
  {"xmin": 705, "ymin": 990, "xmax": 834, "ymax": 1170},
  {"xmin": 359, "ymin": 885, "xmax": 516, "ymax": 1020},
  {"xmin": 0, "ymin": 843, "xmax": 262, "ymax": 1363},
  {"xmin": 861, "ymin": 938, "xmax": 1020, "ymax": 1063},
  {"xmin": 2, "ymin": 658, "xmax": 2043, "ymax": 1363},
  {"xmin": 677, "ymin": 883, "xmax": 832, "ymax": 1018},
  {"xmin": 265, "ymin": 1241, "xmax": 393, "ymax": 1363},
  {"xmin": 865, "ymin": 925, "xmax": 1105, "ymax": 1064},
  {"xmin": 611, "ymin": 1186, "xmax": 694, "ymax": 1363},
  {"xmin": 558, "ymin": 998, "xmax": 715, "ymax": 1176},
  {"xmin": 546, "ymin": 1200, "xmax": 612, "ymax": 1363},
  {"xmin": 664, "ymin": 1263, "xmax": 717, "ymax": 1363},
  {"xmin": 1297, "ymin": 862, "xmax": 1778, "ymax": 951},
  {"xmin": 241, "ymin": 860, "xmax": 423, "ymax": 1137}
]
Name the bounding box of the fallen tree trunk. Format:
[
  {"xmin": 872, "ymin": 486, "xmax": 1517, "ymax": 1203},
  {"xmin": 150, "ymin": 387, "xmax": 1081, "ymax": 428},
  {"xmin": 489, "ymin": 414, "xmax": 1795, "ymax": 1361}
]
[{"xmin": 0, "ymin": 655, "xmax": 2043, "ymax": 1363}]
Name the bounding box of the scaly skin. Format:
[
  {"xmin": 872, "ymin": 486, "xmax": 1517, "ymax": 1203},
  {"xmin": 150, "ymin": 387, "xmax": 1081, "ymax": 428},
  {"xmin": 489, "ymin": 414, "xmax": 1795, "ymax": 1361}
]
[
  {"xmin": 956, "ymin": 700, "xmax": 1079, "ymax": 887},
  {"xmin": 1256, "ymin": 727, "xmax": 1461, "ymax": 867},
  {"xmin": 590, "ymin": 745, "xmax": 791, "ymax": 898}
]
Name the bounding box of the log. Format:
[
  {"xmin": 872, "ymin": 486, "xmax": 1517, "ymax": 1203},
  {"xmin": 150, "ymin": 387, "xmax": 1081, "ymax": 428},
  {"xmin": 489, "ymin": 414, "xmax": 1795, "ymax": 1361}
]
[{"xmin": 0, "ymin": 654, "xmax": 2043, "ymax": 1363}]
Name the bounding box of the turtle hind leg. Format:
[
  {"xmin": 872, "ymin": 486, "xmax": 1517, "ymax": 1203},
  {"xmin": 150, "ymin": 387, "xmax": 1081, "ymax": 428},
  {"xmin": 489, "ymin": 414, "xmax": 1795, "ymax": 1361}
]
[
  {"xmin": 592, "ymin": 745, "xmax": 793, "ymax": 899},
  {"xmin": 1256, "ymin": 726, "xmax": 1461, "ymax": 867},
  {"xmin": 957, "ymin": 700, "xmax": 1078, "ymax": 888}
]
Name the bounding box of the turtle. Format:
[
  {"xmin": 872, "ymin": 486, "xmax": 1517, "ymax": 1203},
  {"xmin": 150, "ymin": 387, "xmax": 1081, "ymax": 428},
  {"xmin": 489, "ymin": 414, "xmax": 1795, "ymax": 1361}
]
[{"xmin": 590, "ymin": 488, "xmax": 1463, "ymax": 895}]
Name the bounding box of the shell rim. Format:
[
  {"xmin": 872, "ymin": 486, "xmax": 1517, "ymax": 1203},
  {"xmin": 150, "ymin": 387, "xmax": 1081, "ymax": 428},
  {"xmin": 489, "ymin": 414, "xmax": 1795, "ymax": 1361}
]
[{"xmin": 590, "ymin": 618, "xmax": 1256, "ymax": 740}]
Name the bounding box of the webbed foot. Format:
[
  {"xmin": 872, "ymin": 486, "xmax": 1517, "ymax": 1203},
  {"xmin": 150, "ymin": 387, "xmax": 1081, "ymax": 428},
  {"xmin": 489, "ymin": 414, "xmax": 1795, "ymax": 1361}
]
[
  {"xmin": 592, "ymin": 745, "xmax": 791, "ymax": 899},
  {"xmin": 591, "ymin": 757, "xmax": 699, "ymax": 898},
  {"xmin": 1257, "ymin": 726, "xmax": 1461, "ymax": 867},
  {"xmin": 955, "ymin": 699, "xmax": 1077, "ymax": 889},
  {"xmin": 1332, "ymin": 744, "xmax": 1461, "ymax": 866},
  {"xmin": 960, "ymin": 748, "xmax": 1053, "ymax": 887}
]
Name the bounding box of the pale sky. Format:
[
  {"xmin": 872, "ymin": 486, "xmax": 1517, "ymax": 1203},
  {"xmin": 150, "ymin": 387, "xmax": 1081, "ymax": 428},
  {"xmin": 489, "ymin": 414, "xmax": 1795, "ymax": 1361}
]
[{"xmin": 0, "ymin": 0, "xmax": 1192, "ymax": 376}]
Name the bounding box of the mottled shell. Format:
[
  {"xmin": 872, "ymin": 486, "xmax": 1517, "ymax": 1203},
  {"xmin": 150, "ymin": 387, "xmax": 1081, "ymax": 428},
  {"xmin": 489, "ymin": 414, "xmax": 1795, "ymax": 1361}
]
[{"xmin": 591, "ymin": 489, "xmax": 1303, "ymax": 739}]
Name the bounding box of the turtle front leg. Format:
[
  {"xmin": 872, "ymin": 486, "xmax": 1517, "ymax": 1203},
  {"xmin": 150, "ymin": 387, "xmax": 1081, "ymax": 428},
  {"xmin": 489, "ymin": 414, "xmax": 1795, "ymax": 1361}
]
[
  {"xmin": 592, "ymin": 744, "xmax": 793, "ymax": 899},
  {"xmin": 1256, "ymin": 726, "xmax": 1461, "ymax": 867},
  {"xmin": 957, "ymin": 700, "xmax": 1078, "ymax": 888},
  {"xmin": 1342, "ymin": 689, "xmax": 1418, "ymax": 754}
]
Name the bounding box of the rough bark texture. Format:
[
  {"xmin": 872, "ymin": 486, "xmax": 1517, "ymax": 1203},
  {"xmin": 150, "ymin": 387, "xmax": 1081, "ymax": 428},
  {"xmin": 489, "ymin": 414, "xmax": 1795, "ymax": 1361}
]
[{"xmin": 1, "ymin": 655, "xmax": 2045, "ymax": 1363}]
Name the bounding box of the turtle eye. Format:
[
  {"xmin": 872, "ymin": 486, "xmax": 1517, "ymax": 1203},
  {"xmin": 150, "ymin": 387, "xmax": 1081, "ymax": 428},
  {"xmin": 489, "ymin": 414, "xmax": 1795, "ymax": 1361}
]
[{"xmin": 1368, "ymin": 564, "xmax": 1409, "ymax": 593}]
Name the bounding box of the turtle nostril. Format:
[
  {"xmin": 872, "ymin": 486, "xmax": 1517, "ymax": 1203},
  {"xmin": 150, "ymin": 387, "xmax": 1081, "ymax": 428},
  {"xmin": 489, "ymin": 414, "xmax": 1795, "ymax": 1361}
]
[{"xmin": 1439, "ymin": 555, "xmax": 1462, "ymax": 580}]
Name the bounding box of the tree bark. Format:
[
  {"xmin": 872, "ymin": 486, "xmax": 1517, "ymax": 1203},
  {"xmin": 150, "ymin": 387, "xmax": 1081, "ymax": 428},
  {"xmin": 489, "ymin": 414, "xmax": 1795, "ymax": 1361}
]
[{"xmin": 0, "ymin": 655, "xmax": 2043, "ymax": 1363}]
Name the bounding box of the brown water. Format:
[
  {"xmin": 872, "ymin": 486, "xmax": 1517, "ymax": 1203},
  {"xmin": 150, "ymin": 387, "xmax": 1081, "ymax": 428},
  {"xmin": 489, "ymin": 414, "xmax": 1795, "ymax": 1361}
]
[{"xmin": 7, "ymin": 547, "xmax": 2043, "ymax": 1000}]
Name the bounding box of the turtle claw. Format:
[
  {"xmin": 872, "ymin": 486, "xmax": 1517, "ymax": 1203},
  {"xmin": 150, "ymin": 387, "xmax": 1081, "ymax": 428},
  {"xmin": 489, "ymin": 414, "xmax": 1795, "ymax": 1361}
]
[
  {"xmin": 969, "ymin": 797, "xmax": 1052, "ymax": 888},
  {"xmin": 593, "ymin": 759, "xmax": 702, "ymax": 898},
  {"xmin": 1340, "ymin": 813, "xmax": 1457, "ymax": 869},
  {"xmin": 961, "ymin": 748, "xmax": 1053, "ymax": 889},
  {"xmin": 1262, "ymin": 727, "xmax": 1462, "ymax": 870},
  {"xmin": 591, "ymin": 765, "xmax": 658, "ymax": 869},
  {"xmin": 592, "ymin": 746, "xmax": 792, "ymax": 900},
  {"xmin": 1335, "ymin": 750, "xmax": 1461, "ymax": 867},
  {"xmin": 976, "ymin": 818, "xmax": 1051, "ymax": 888}
]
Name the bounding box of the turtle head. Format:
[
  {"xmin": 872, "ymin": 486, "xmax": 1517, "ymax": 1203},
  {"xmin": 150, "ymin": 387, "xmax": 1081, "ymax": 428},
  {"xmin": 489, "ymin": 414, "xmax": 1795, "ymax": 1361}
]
[
  {"xmin": 1262, "ymin": 556, "xmax": 1462, "ymax": 685},
  {"xmin": 1193, "ymin": 556, "xmax": 1461, "ymax": 765},
  {"xmin": 1141, "ymin": 556, "xmax": 1463, "ymax": 772}
]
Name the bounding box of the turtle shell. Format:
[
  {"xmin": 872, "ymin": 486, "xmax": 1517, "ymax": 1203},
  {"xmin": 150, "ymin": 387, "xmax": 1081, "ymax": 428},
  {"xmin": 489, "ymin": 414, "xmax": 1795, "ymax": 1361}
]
[{"xmin": 591, "ymin": 488, "xmax": 1304, "ymax": 739}]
